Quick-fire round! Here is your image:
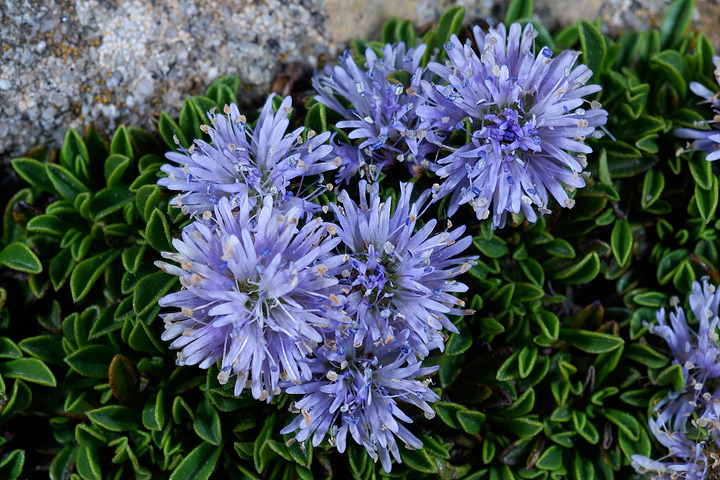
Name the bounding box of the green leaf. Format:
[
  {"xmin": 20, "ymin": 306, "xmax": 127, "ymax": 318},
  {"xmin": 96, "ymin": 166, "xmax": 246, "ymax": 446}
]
[
  {"xmin": 445, "ymin": 329, "xmax": 472, "ymax": 356},
  {"xmin": 536, "ymin": 445, "xmax": 562, "ymax": 470},
  {"xmin": 641, "ymin": 168, "xmax": 665, "ymax": 209},
  {"xmin": 0, "ymin": 449, "xmax": 25, "ymax": 479},
  {"xmin": 169, "ymin": 442, "xmax": 221, "ymax": 480},
  {"xmin": 611, "ymin": 219, "xmax": 633, "ymax": 267},
  {"xmin": 179, "ymin": 97, "xmax": 202, "ymax": 143},
  {"xmin": 505, "ymin": 0, "xmax": 533, "ymax": 24},
  {"xmin": 104, "ymin": 154, "xmax": 131, "ymax": 187},
  {"xmin": 473, "ymin": 236, "xmax": 509, "ymax": 258},
  {"xmin": 133, "ymin": 270, "xmax": 178, "ymax": 317},
  {"xmin": 64, "ymin": 344, "xmax": 117, "ymax": 378},
  {"xmin": 402, "ymin": 446, "xmax": 438, "ymax": 474},
  {"xmin": 142, "ymin": 391, "xmax": 165, "ymax": 431},
  {"xmin": 87, "ymin": 405, "xmax": 140, "ymax": 432},
  {"xmin": 60, "ymin": 128, "xmax": 90, "ymax": 175},
  {"xmin": 76, "ymin": 446, "xmax": 101, "ymax": 480},
  {"xmin": 385, "ymin": 70, "xmax": 412, "ymax": 88},
  {"xmin": 696, "ymin": 176, "xmax": 719, "ymax": 224},
  {"xmin": 90, "ymin": 187, "xmax": 134, "ymax": 221},
  {"xmin": 49, "ymin": 445, "xmax": 77, "ymax": 480},
  {"xmin": 122, "ymin": 245, "xmax": 146, "ymax": 275},
  {"xmin": 435, "ymin": 6, "xmax": 465, "ymax": 53},
  {"xmin": 457, "ymin": 410, "xmax": 485, "ymax": 435},
  {"xmin": 70, "ymin": 250, "xmax": 121, "ymax": 302},
  {"xmin": 625, "ymin": 343, "xmax": 668, "ymax": 368},
  {"xmin": 158, "ymin": 112, "xmax": 189, "ymax": 150},
  {"xmin": 513, "ymin": 282, "xmax": 544, "ymax": 303},
  {"xmin": 659, "ymin": 0, "xmax": 695, "ymax": 49},
  {"xmin": 657, "ymin": 248, "xmax": 688, "ymax": 284},
  {"xmin": 304, "ymin": 103, "xmax": 327, "ymax": 134},
  {"xmin": 11, "ymin": 158, "xmax": 56, "ymax": 193},
  {"xmin": 618, "ymin": 423, "xmax": 651, "ymax": 460},
  {"xmin": 518, "ymin": 344, "xmax": 538, "ymax": 378},
  {"xmin": 560, "ymin": 328, "xmax": 624, "ymax": 354},
  {"xmin": 602, "ymin": 409, "xmax": 641, "ymax": 443},
  {"xmin": 194, "ymin": 397, "xmax": 222, "ymax": 445},
  {"xmin": 394, "ymin": 19, "xmax": 416, "ymax": 48},
  {"xmin": 434, "ymin": 401, "xmax": 464, "ymax": 429},
  {"xmin": 504, "ymin": 417, "xmax": 544, "ymax": 437},
  {"xmin": 0, "ymin": 243, "xmax": 42, "ymax": 274},
  {"xmin": 534, "ymin": 310, "xmax": 559, "ymax": 341},
  {"xmin": 657, "ymin": 363, "xmax": 685, "ymax": 392},
  {"xmin": 499, "ymin": 388, "xmax": 536, "ymax": 417},
  {"xmin": 47, "ymin": 163, "xmax": 89, "ymax": 202},
  {"xmin": 578, "ymin": 20, "xmax": 606, "ymax": 81},
  {"xmin": 26, "ymin": 214, "xmax": 70, "ymax": 236},
  {"xmin": 48, "ymin": 247, "xmax": 74, "ymax": 291},
  {"xmin": 110, "ymin": 125, "xmax": 134, "ymax": 161},
  {"xmin": 18, "ymin": 335, "xmax": 65, "ymax": 365},
  {"xmin": 108, "ymin": 354, "xmax": 140, "ymax": 407},
  {"xmin": 146, "ymin": 208, "xmax": 173, "ymax": 252},
  {"xmin": 206, "ymin": 76, "xmax": 239, "ymax": 106},
  {"xmin": 0, "ymin": 358, "xmax": 56, "ymax": 386},
  {"xmin": 650, "ymin": 50, "xmax": 686, "ymax": 95},
  {"xmin": 552, "ymin": 252, "xmax": 601, "ymax": 284}
]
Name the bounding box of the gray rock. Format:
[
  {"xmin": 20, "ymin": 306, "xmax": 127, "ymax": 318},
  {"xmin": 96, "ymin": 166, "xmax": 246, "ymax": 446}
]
[{"xmin": 0, "ymin": 0, "xmax": 717, "ymax": 159}]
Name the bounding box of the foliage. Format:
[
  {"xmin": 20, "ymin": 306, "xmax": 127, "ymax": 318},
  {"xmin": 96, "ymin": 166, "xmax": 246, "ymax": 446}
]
[{"xmin": 0, "ymin": 0, "xmax": 718, "ymax": 478}]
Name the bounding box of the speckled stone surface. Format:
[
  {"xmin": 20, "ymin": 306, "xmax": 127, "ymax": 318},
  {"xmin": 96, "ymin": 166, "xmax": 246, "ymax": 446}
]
[{"xmin": 0, "ymin": 0, "xmax": 716, "ymax": 159}]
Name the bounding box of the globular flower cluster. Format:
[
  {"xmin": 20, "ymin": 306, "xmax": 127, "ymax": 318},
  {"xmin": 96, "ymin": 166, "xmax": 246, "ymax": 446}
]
[
  {"xmin": 159, "ymin": 95, "xmax": 338, "ymax": 216},
  {"xmin": 416, "ymin": 23, "xmax": 608, "ymax": 227},
  {"xmin": 632, "ymin": 279, "xmax": 720, "ymax": 480},
  {"xmin": 313, "ymin": 42, "xmax": 438, "ymax": 183},
  {"xmin": 675, "ymin": 56, "xmax": 720, "ymax": 162},
  {"xmin": 157, "ymin": 92, "xmax": 475, "ymax": 470}
]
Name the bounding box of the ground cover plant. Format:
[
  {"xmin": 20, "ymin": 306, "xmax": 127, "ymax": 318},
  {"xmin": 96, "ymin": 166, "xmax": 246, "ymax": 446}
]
[{"xmin": 1, "ymin": 0, "xmax": 719, "ymax": 478}]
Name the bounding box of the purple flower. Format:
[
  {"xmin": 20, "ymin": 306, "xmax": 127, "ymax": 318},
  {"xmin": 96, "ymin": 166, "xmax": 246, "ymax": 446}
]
[
  {"xmin": 159, "ymin": 94, "xmax": 339, "ymax": 216},
  {"xmin": 675, "ymin": 56, "xmax": 720, "ymax": 161},
  {"xmin": 331, "ymin": 180, "xmax": 474, "ymax": 357},
  {"xmin": 156, "ymin": 196, "xmax": 346, "ymax": 401},
  {"xmin": 632, "ymin": 279, "xmax": 720, "ymax": 479},
  {"xmin": 280, "ymin": 331, "xmax": 439, "ymax": 472},
  {"xmin": 313, "ymin": 43, "xmax": 437, "ymax": 183},
  {"xmin": 416, "ymin": 23, "xmax": 608, "ymax": 227}
]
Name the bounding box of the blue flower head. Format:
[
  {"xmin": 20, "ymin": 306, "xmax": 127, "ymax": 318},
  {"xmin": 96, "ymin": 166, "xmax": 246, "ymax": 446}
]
[
  {"xmin": 280, "ymin": 331, "xmax": 439, "ymax": 473},
  {"xmin": 331, "ymin": 180, "xmax": 475, "ymax": 357},
  {"xmin": 417, "ymin": 22, "xmax": 608, "ymax": 227},
  {"xmin": 156, "ymin": 196, "xmax": 346, "ymax": 402},
  {"xmin": 633, "ymin": 279, "xmax": 720, "ymax": 479},
  {"xmin": 675, "ymin": 56, "xmax": 720, "ymax": 161},
  {"xmin": 313, "ymin": 42, "xmax": 438, "ymax": 183},
  {"xmin": 159, "ymin": 94, "xmax": 338, "ymax": 216}
]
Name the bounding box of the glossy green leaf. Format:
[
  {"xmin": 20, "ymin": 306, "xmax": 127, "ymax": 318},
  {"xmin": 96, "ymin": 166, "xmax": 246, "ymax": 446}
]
[
  {"xmin": 696, "ymin": 176, "xmax": 719, "ymax": 224},
  {"xmin": 64, "ymin": 344, "xmax": 117, "ymax": 378},
  {"xmin": 159, "ymin": 112, "xmax": 190, "ymax": 150},
  {"xmin": 659, "ymin": 0, "xmax": 695, "ymax": 48},
  {"xmin": 87, "ymin": 405, "xmax": 140, "ymax": 432},
  {"xmin": 304, "ymin": 103, "xmax": 328, "ymax": 133},
  {"xmin": 104, "ymin": 154, "xmax": 131, "ymax": 187},
  {"xmin": 168, "ymin": 442, "xmax": 222, "ymax": 480},
  {"xmin": 504, "ymin": 417, "xmax": 544, "ymax": 437},
  {"xmin": 657, "ymin": 363, "xmax": 685, "ymax": 392},
  {"xmin": 0, "ymin": 449, "xmax": 25, "ymax": 479},
  {"xmin": 76, "ymin": 446, "xmax": 101, "ymax": 480},
  {"xmin": 552, "ymin": 252, "xmax": 601, "ymax": 284},
  {"xmin": 133, "ymin": 270, "xmax": 178, "ymax": 317},
  {"xmin": 641, "ymin": 168, "xmax": 664, "ymax": 209},
  {"xmin": 46, "ymin": 163, "xmax": 89, "ymax": 202},
  {"xmin": 434, "ymin": 6, "xmax": 465, "ymax": 54},
  {"xmin": 146, "ymin": 208, "xmax": 173, "ymax": 252},
  {"xmin": 0, "ymin": 358, "xmax": 56, "ymax": 386},
  {"xmin": 0, "ymin": 243, "xmax": 42, "ymax": 274},
  {"xmin": 179, "ymin": 97, "xmax": 202, "ymax": 143},
  {"xmin": 70, "ymin": 250, "xmax": 121, "ymax": 302},
  {"xmin": 108, "ymin": 354, "xmax": 140, "ymax": 406},
  {"xmin": 142, "ymin": 391, "xmax": 166, "ymax": 431},
  {"xmin": 560, "ymin": 328, "xmax": 624, "ymax": 354},
  {"xmin": 618, "ymin": 422, "xmax": 651, "ymax": 460},
  {"xmin": 505, "ymin": 0, "xmax": 533, "ymax": 24},
  {"xmin": 11, "ymin": 157, "xmax": 56, "ymax": 193},
  {"xmin": 611, "ymin": 219, "xmax": 633, "ymax": 267},
  {"xmin": 194, "ymin": 398, "xmax": 222, "ymax": 445},
  {"xmin": 578, "ymin": 20, "xmax": 605, "ymax": 81},
  {"xmin": 90, "ymin": 187, "xmax": 134, "ymax": 221}
]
